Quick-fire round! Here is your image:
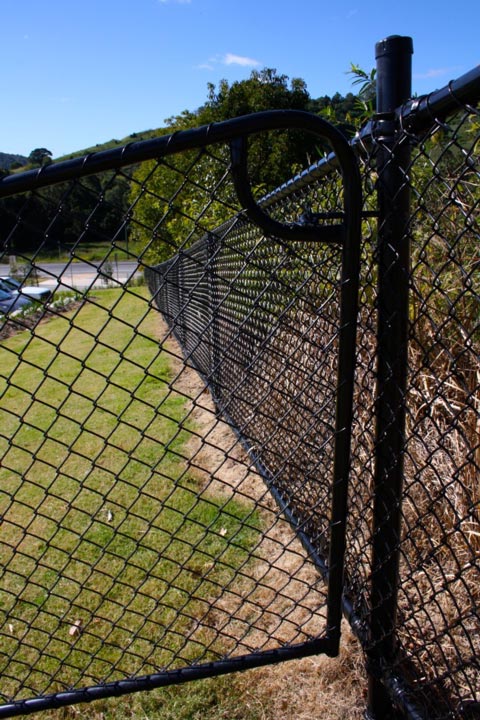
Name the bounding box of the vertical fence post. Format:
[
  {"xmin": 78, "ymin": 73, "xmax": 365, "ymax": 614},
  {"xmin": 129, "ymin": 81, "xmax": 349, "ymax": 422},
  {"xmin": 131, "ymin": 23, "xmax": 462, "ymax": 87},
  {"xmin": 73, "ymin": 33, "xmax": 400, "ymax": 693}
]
[
  {"xmin": 207, "ymin": 233, "xmax": 220, "ymax": 402},
  {"xmin": 367, "ymin": 35, "xmax": 413, "ymax": 720}
]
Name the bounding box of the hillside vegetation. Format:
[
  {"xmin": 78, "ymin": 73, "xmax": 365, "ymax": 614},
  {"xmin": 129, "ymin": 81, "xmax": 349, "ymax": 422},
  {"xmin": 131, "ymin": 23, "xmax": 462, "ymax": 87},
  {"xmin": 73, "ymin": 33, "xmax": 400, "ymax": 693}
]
[
  {"xmin": 1, "ymin": 71, "xmax": 362, "ymax": 167},
  {"xmin": 0, "ymin": 151, "xmax": 27, "ymax": 171},
  {"xmin": 0, "ymin": 68, "xmax": 365, "ymax": 262}
]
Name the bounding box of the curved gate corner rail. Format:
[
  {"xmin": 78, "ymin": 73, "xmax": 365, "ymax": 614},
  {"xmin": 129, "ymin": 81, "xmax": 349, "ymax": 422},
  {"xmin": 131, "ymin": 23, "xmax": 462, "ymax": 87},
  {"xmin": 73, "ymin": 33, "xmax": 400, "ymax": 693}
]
[{"xmin": 1, "ymin": 35, "xmax": 479, "ymax": 720}]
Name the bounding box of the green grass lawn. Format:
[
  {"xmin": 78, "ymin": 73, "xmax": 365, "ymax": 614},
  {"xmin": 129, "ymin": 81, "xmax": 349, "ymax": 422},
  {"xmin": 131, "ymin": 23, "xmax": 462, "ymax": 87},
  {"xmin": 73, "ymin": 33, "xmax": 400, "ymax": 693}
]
[{"xmin": 0, "ymin": 288, "xmax": 261, "ymax": 717}]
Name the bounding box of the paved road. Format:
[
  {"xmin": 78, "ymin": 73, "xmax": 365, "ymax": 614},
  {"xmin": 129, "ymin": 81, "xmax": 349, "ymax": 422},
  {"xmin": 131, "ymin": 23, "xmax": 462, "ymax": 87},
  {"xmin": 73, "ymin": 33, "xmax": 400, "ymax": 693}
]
[{"xmin": 0, "ymin": 260, "xmax": 141, "ymax": 292}]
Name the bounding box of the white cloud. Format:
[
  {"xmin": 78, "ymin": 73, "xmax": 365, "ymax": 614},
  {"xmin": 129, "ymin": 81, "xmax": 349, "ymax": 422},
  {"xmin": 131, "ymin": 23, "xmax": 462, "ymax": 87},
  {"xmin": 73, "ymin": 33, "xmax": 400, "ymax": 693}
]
[
  {"xmin": 197, "ymin": 53, "xmax": 261, "ymax": 71},
  {"xmin": 414, "ymin": 67, "xmax": 461, "ymax": 80},
  {"xmin": 223, "ymin": 53, "xmax": 261, "ymax": 67}
]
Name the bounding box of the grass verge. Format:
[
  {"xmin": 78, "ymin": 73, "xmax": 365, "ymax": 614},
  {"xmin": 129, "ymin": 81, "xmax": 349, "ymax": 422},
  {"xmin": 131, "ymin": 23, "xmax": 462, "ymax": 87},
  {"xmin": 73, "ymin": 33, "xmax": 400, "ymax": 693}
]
[{"xmin": 0, "ymin": 287, "xmax": 261, "ymax": 715}]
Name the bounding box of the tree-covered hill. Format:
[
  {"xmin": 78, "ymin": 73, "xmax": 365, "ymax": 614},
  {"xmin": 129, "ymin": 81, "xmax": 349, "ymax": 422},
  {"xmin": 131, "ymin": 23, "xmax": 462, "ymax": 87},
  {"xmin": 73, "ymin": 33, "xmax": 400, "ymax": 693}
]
[
  {"xmin": 54, "ymin": 129, "xmax": 161, "ymax": 163},
  {"xmin": 0, "ymin": 152, "xmax": 27, "ymax": 170}
]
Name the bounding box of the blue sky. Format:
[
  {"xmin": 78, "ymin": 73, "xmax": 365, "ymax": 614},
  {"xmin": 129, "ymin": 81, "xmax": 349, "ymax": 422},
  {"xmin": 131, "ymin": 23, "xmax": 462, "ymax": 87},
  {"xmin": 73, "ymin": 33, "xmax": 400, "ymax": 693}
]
[{"xmin": 2, "ymin": 0, "xmax": 479, "ymax": 158}]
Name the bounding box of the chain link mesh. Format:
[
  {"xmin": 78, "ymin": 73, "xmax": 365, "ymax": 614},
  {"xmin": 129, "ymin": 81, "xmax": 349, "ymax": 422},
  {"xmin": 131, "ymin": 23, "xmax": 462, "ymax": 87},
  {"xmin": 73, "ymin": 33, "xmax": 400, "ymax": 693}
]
[
  {"xmin": 346, "ymin": 104, "xmax": 479, "ymax": 718},
  {"xmin": 388, "ymin": 106, "xmax": 479, "ymax": 717}
]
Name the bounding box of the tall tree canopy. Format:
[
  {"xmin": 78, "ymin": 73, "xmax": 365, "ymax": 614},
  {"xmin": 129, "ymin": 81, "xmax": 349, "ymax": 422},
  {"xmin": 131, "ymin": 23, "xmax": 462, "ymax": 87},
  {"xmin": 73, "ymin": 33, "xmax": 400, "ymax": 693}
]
[
  {"xmin": 200, "ymin": 69, "xmax": 310, "ymax": 121},
  {"xmin": 130, "ymin": 69, "xmax": 323, "ymax": 262},
  {"xmin": 28, "ymin": 148, "xmax": 53, "ymax": 166}
]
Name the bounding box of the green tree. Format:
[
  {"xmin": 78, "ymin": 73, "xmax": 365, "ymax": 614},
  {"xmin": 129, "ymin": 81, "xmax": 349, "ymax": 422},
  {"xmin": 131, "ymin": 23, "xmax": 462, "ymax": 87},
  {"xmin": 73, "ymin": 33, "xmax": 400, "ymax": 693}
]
[
  {"xmin": 130, "ymin": 69, "xmax": 320, "ymax": 262},
  {"xmin": 308, "ymin": 92, "xmax": 362, "ymax": 137},
  {"xmin": 201, "ymin": 69, "xmax": 309, "ymax": 120},
  {"xmin": 346, "ymin": 64, "xmax": 377, "ymax": 121},
  {"xmin": 28, "ymin": 148, "xmax": 53, "ymax": 166}
]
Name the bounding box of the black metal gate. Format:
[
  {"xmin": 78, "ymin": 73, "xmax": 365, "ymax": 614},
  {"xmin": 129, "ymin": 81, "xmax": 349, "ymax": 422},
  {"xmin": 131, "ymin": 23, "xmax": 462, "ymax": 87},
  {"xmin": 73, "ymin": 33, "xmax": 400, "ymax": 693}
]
[{"xmin": 0, "ymin": 111, "xmax": 361, "ymax": 716}]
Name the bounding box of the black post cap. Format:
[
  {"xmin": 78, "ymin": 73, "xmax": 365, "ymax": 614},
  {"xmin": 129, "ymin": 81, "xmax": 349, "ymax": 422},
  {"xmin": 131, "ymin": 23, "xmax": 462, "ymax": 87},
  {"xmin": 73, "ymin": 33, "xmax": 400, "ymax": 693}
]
[{"xmin": 375, "ymin": 35, "xmax": 413, "ymax": 59}]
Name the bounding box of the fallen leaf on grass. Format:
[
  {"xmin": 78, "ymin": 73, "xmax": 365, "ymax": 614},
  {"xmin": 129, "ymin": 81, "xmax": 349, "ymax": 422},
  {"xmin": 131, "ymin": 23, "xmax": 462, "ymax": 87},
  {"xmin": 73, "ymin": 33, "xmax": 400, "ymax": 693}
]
[{"xmin": 69, "ymin": 619, "xmax": 82, "ymax": 637}]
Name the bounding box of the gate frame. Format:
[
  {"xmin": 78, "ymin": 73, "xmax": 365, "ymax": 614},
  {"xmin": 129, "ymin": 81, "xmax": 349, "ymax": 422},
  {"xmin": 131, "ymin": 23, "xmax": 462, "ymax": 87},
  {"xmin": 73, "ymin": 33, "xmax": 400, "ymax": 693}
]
[{"xmin": 0, "ymin": 110, "xmax": 362, "ymax": 717}]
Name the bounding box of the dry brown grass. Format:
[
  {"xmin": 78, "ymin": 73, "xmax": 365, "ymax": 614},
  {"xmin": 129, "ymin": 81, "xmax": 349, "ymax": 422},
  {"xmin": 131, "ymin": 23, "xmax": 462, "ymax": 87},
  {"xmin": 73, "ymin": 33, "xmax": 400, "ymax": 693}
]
[
  {"xmin": 157, "ymin": 318, "xmax": 367, "ymax": 719},
  {"xmin": 231, "ymin": 626, "xmax": 366, "ymax": 720},
  {"xmin": 395, "ymin": 334, "xmax": 480, "ymax": 707}
]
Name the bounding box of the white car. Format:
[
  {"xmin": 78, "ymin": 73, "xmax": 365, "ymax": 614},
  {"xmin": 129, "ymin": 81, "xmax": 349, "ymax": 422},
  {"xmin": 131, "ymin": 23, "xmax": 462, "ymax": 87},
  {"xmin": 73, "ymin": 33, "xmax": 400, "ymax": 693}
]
[
  {"xmin": 0, "ymin": 276, "xmax": 52, "ymax": 302},
  {"xmin": 0, "ymin": 287, "xmax": 32, "ymax": 314}
]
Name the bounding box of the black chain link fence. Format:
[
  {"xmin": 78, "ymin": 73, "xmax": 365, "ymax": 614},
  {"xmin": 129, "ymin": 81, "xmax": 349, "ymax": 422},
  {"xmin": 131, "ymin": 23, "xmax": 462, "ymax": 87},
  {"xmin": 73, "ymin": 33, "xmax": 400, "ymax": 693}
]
[
  {"xmin": 0, "ymin": 39, "xmax": 479, "ymax": 719},
  {"xmin": 349, "ymin": 68, "xmax": 480, "ymax": 717},
  {"xmin": 382, "ymin": 104, "xmax": 480, "ymax": 718}
]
